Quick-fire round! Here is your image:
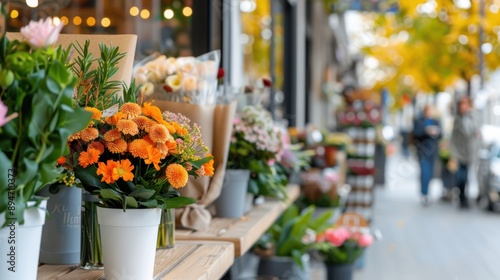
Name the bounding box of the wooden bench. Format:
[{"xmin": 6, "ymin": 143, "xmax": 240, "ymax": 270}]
[
  {"xmin": 37, "ymin": 241, "xmax": 234, "ymax": 280},
  {"xmin": 177, "ymin": 184, "xmax": 300, "ymax": 257}
]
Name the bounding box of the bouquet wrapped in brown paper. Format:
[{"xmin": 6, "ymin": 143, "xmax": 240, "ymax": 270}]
[
  {"xmin": 148, "ymin": 100, "xmax": 237, "ymax": 230},
  {"xmin": 134, "ymin": 51, "xmax": 241, "ymax": 230}
]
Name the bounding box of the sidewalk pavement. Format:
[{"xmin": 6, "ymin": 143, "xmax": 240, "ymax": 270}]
[{"xmin": 351, "ymin": 152, "xmax": 500, "ymax": 280}]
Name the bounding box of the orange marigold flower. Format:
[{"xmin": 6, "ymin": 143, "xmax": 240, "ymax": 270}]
[
  {"xmin": 112, "ymin": 159, "xmax": 135, "ymax": 181},
  {"xmin": 88, "ymin": 141, "xmax": 105, "ymax": 154},
  {"xmin": 106, "ymin": 111, "xmax": 126, "ymax": 125},
  {"xmin": 162, "ymin": 121, "xmax": 176, "ymax": 134},
  {"xmin": 156, "ymin": 143, "xmax": 169, "ymax": 158},
  {"xmin": 143, "ymin": 135, "xmax": 156, "ymax": 146},
  {"xmin": 97, "ymin": 160, "xmax": 119, "ymax": 184},
  {"xmin": 105, "ymin": 138, "xmax": 128, "ymax": 154},
  {"xmin": 68, "ymin": 132, "xmax": 81, "ymax": 142},
  {"xmin": 80, "ymin": 127, "xmax": 99, "ymax": 142},
  {"xmin": 78, "ymin": 148, "xmax": 100, "ymax": 168},
  {"xmin": 119, "ymin": 102, "xmax": 142, "ymax": 119},
  {"xmin": 57, "ymin": 156, "xmax": 66, "ymax": 165},
  {"xmin": 85, "ymin": 107, "xmax": 102, "ymax": 120},
  {"xmin": 172, "ymin": 122, "xmax": 188, "ymax": 136},
  {"xmin": 116, "ymin": 119, "xmax": 139, "ymax": 136},
  {"xmin": 165, "ymin": 163, "xmax": 188, "ymax": 188},
  {"xmin": 144, "ymin": 146, "xmax": 161, "ymax": 170},
  {"xmin": 134, "ymin": 116, "xmax": 156, "ymax": 132},
  {"xmin": 103, "ymin": 128, "xmax": 122, "ymax": 142},
  {"xmin": 129, "ymin": 139, "xmax": 152, "ymax": 158},
  {"xmin": 166, "ymin": 139, "xmax": 177, "ymax": 154},
  {"xmin": 203, "ymin": 154, "xmax": 215, "ymax": 177},
  {"xmin": 149, "ymin": 124, "xmax": 169, "ymax": 143},
  {"xmin": 142, "ymin": 102, "xmax": 164, "ymax": 123}
]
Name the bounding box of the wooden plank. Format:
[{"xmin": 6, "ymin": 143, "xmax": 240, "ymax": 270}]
[
  {"xmin": 177, "ymin": 184, "xmax": 300, "ymax": 257},
  {"xmin": 160, "ymin": 241, "xmax": 234, "ymax": 280},
  {"xmin": 37, "ymin": 241, "xmax": 234, "ymax": 280},
  {"xmin": 37, "ymin": 265, "xmax": 76, "ymax": 280}
]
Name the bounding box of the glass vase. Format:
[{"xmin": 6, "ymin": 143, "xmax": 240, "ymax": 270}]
[
  {"xmin": 80, "ymin": 191, "xmax": 103, "ymax": 269},
  {"xmin": 157, "ymin": 208, "xmax": 175, "ymax": 249}
]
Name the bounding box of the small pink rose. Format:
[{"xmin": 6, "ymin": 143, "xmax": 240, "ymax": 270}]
[
  {"xmin": 0, "ymin": 100, "xmax": 18, "ymax": 127},
  {"xmin": 325, "ymin": 228, "xmax": 350, "ymax": 247},
  {"xmin": 20, "ymin": 18, "xmax": 63, "ymax": 49},
  {"xmin": 357, "ymin": 234, "xmax": 374, "ymax": 247}
]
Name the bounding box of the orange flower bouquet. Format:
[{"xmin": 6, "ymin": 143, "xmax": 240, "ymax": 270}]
[{"xmin": 62, "ymin": 101, "xmax": 214, "ymax": 210}]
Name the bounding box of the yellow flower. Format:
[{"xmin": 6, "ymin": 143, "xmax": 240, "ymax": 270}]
[
  {"xmin": 116, "ymin": 119, "xmax": 139, "ymax": 136},
  {"xmin": 165, "ymin": 163, "xmax": 188, "ymax": 188}
]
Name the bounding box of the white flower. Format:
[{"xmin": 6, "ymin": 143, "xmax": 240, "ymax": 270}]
[
  {"xmin": 139, "ymin": 82, "xmax": 154, "ymax": 97},
  {"xmin": 20, "ymin": 18, "xmax": 63, "ymax": 49}
]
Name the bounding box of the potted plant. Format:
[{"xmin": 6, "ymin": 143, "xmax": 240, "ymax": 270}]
[
  {"xmin": 38, "ymin": 37, "xmax": 133, "ymax": 266},
  {"xmin": 313, "ymin": 224, "xmax": 376, "ymax": 280},
  {"xmin": 64, "ymin": 101, "xmax": 214, "ymax": 279},
  {"xmin": 215, "ymin": 105, "xmax": 286, "ymax": 217},
  {"xmin": 254, "ymin": 204, "xmax": 334, "ymax": 279},
  {"xmin": 0, "ymin": 18, "xmax": 92, "ymax": 279}
]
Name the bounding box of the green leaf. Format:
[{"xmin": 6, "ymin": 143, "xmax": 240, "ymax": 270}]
[
  {"xmin": 125, "ymin": 196, "xmax": 138, "ymax": 208},
  {"xmin": 100, "ymin": 189, "xmax": 123, "ymax": 202},
  {"xmin": 129, "ymin": 188, "xmax": 155, "ymax": 200},
  {"xmin": 138, "ymin": 199, "xmax": 158, "ymax": 208},
  {"xmin": 74, "ymin": 165, "xmax": 108, "ymax": 191},
  {"xmin": 48, "ymin": 60, "xmax": 73, "ymax": 87},
  {"xmin": 162, "ymin": 196, "xmax": 196, "ymax": 209}
]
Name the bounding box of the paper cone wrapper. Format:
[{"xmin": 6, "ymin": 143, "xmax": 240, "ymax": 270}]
[{"xmin": 150, "ymin": 100, "xmax": 237, "ymax": 231}]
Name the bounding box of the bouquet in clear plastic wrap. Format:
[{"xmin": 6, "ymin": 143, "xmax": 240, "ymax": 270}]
[{"xmin": 134, "ymin": 50, "xmax": 222, "ymax": 105}]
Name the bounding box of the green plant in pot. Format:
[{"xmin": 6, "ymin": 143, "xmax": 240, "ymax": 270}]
[
  {"xmin": 0, "ymin": 18, "xmax": 93, "ymax": 279},
  {"xmin": 228, "ymin": 105, "xmax": 287, "ymax": 200},
  {"xmin": 0, "ymin": 19, "xmax": 92, "ymax": 225},
  {"xmin": 254, "ymin": 204, "xmax": 334, "ymax": 279}
]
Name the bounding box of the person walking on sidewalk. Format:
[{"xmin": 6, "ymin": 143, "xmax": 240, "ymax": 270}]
[
  {"xmin": 449, "ymin": 96, "xmax": 477, "ymax": 209},
  {"xmin": 413, "ymin": 105, "xmax": 442, "ymax": 206}
]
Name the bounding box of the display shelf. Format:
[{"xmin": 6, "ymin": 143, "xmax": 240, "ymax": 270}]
[
  {"xmin": 176, "ymin": 184, "xmax": 300, "ymax": 257},
  {"xmin": 37, "ymin": 241, "xmax": 234, "ymax": 280}
]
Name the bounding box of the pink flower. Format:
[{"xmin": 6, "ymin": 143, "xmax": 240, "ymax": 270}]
[
  {"xmin": 233, "ymin": 117, "xmax": 242, "ymax": 124},
  {"xmin": 267, "ymin": 158, "xmax": 276, "ymax": 166},
  {"xmin": 20, "ymin": 18, "xmax": 63, "ymax": 49},
  {"xmin": 0, "ymin": 100, "xmax": 18, "ymax": 127},
  {"xmin": 325, "ymin": 228, "xmax": 350, "ymax": 247},
  {"xmin": 357, "ymin": 234, "xmax": 374, "ymax": 247}
]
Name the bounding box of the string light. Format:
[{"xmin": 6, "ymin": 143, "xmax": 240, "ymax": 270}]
[{"xmin": 164, "ymin": 9, "xmax": 174, "ymax": 19}]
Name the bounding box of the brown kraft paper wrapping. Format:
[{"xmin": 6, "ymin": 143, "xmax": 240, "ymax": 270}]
[
  {"xmin": 6, "ymin": 33, "xmax": 137, "ymax": 95},
  {"xmin": 151, "ymin": 100, "xmax": 237, "ymax": 231}
]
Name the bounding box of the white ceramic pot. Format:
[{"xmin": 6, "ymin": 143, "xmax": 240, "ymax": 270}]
[
  {"xmin": 97, "ymin": 207, "xmax": 161, "ymax": 280},
  {"xmin": 0, "ymin": 200, "xmax": 47, "ymax": 280}
]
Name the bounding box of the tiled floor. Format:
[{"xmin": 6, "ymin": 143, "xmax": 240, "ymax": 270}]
[
  {"xmin": 350, "ymin": 153, "xmax": 500, "ymax": 280},
  {"xmin": 234, "ymin": 152, "xmax": 500, "ymax": 280}
]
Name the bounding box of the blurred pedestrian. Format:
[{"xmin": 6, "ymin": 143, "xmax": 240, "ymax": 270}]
[
  {"xmin": 399, "ymin": 102, "xmax": 414, "ymax": 159},
  {"xmin": 412, "ymin": 105, "xmax": 441, "ymax": 206},
  {"xmin": 449, "ymin": 96, "xmax": 477, "ymax": 209}
]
